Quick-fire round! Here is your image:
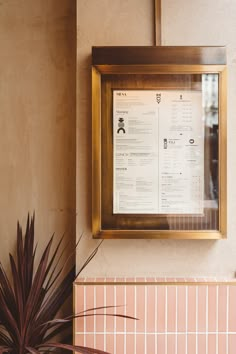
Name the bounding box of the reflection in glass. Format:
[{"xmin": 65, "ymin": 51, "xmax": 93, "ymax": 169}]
[{"xmin": 202, "ymin": 74, "xmax": 219, "ymax": 203}]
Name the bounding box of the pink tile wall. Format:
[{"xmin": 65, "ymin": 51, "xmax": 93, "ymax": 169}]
[{"xmin": 74, "ymin": 278, "xmax": 236, "ymax": 354}]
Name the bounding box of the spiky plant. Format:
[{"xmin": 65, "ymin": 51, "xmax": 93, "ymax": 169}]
[{"xmin": 0, "ymin": 215, "xmax": 132, "ymax": 354}]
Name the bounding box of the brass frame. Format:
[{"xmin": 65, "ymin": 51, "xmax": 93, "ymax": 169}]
[
  {"xmin": 155, "ymin": 0, "xmax": 162, "ymax": 45},
  {"xmin": 92, "ymin": 47, "xmax": 227, "ymax": 240},
  {"xmin": 75, "ymin": 279, "xmax": 235, "ymax": 286}
]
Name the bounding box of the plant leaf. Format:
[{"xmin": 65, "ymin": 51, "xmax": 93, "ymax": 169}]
[
  {"xmin": 76, "ymin": 241, "xmax": 103, "ymax": 278},
  {"xmin": 42, "ymin": 321, "xmax": 71, "ymax": 343},
  {"xmin": 0, "ymin": 263, "xmax": 16, "ymax": 318},
  {"xmin": 0, "ymin": 288, "xmax": 20, "ymax": 345},
  {"xmin": 0, "ymin": 331, "xmax": 12, "ymax": 347},
  {"xmin": 23, "ymin": 236, "xmax": 54, "ymax": 346},
  {"xmin": 34, "ymin": 266, "xmax": 75, "ymax": 332},
  {"xmin": 26, "ymin": 347, "xmax": 41, "ymax": 354},
  {"xmin": 38, "ymin": 343, "xmax": 111, "ymax": 354},
  {"xmin": 0, "ymin": 346, "xmax": 10, "ymax": 354},
  {"xmin": 9, "ymin": 254, "xmax": 24, "ymax": 331},
  {"xmin": 23, "ymin": 214, "xmax": 35, "ymax": 301}
]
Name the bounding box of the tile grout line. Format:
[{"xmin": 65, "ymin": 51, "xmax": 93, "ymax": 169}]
[
  {"xmin": 226, "ymin": 285, "xmax": 229, "ymax": 354},
  {"xmin": 145, "ymin": 283, "xmax": 147, "ymax": 354},
  {"xmin": 176, "ymin": 286, "xmax": 178, "ymax": 354},
  {"xmin": 134, "ymin": 285, "xmax": 137, "ymax": 354},
  {"xmin": 94, "ymin": 286, "xmax": 96, "ymax": 350},
  {"xmin": 124, "ymin": 283, "xmax": 127, "ymax": 354},
  {"xmin": 216, "ymin": 285, "xmax": 219, "ymax": 354},
  {"xmin": 165, "ymin": 286, "xmax": 168, "ymax": 354},
  {"xmin": 84, "ymin": 286, "xmax": 86, "ymax": 347},
  {"xmin": 206, "ymin": 286, "xmax": 208, "ymax": 354},
  {"xmin": 186, "ymin": 286, "xmax": 188, "ymax": 354},
  {"xmin": 196, "ymin": 286, "xmax": 198, "ymax": 354},
  {"xmin": 104, "ymin": 284, "xmax": 106, "ymax": 351},
  {"xmin": 155, "ymin": 286, "xmax": 157, "ymax": 353},
  {"xmin": 114, "ymin": 279, "xmax": 117, "ymax": 354}
]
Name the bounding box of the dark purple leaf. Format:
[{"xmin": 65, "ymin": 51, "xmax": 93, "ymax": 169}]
[
  {"xmin": 0, "ymin": 263, "xmax": 16, "ymax": 316},
  {"xmin": 0, "ymin": 346, "xmax": 11, "ymax": 354},
  {"xmin": 9, "ymin": 255, "xmax": 24, "ymax": 330},
  {"xmin": 38, "ymin": 343, "xmax": 111, "ymax": 354},
  {"xmin": 26, "ymin": 347, "xmax": 41, "ymax": 354}
]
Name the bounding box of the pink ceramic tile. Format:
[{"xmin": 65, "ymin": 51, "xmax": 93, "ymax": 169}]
[
  {"xmin": 85, "ymin": 285, "xmax": 95, "ymax": 332},
  {"xmin": 95, "ymin": 334, "xmax": 104, "ymax": 351},
  {"xmin": 95, "ymin": 285, "xmax": 104, "ymax": 332},
  {"xmin": 229, "ymin": 286, "xmax": 236, "ymax": 332},
  {"xmin": 116, "ymin": 334, "xmax": 124, "ymax": 354},
  {"xmin": 197, "ymin": 286, "xmax": 207, "ymax": 332},
  {"xmin": 127, "ymin": 277, "xmax": 136, "ymax": 283},
  {"xmin": 126, "ymin": 284, "xmax": 135, "ymax": 332},
  {"xmin": 105, "ymin": 277, "xmax": 116, "ymax": 283},
  {"xmin": 167, "ymin": 286, "xmax": 176, "ymax": 333},
  {"xmin": 208, "ymin": 334, "xmax": 216, "ymax": 354},
  {"xmin": 75, "ymin": 284, "xmax": 84, "ymax": 312},
  {"xmin": 85, "ymin": 334, "xmax": 94, "ymax": 350},
  {"xmin": 147, "ymin": 335, "xmax": 155, "ymax": 353},
  {"xmin": 177, "ymin": 334, "xmax": 186, "ymax": 354},
  {"xmin": 136, "ymin": 277, "xmax": 146, "ymax": 283},
  {"xmin": 177, "ymin": 286, "xmax": 186, "ymax": 332},
  {"xmin": 176, "ymin": 277, "xmax": 188, "ymax": 282},
  {"xmin": 126, "ymin": 334, "xmax": 135, "ymax": 353},
  {"xmin": 218, "ymin": 286, "xmax": 227, "ymax": 332},
  {"xmin": 96, "ymin": 277, "xmax": 106, "ymax": 282},
  {"xmin": 185, "ymin": 277, "xmax": 198, "ymax": 282},
  {"xmin": 147, "ymin": 285, "xmax": 156, "ymax": 333},
  {"xmin": 187, "ymin": 334, "xmax": 196, "ymax": 354},
  {"xmin": 105, "ymin": 334, "xmax": 114, "ymax": 354},
  {"xmin": 116, "ymin": 277, "xmax": 125, "ymax": 282},
  {"xmin": 218, "ymin": 334, "xmax": 226, "ymax": 354},
  {"xmin": 229, "ymin": 334, "xmax": 236, "ymax": 354},
  {"xmin": 145, "ymin": 277, "xmax": 156, "ymax": 283},
  {"xmin": 157, "ymin": 334, "xmax": 165, "ymax": 353},
  {"xmin": 105, "ymin": 285, "xmax": 115, "ymax": 332},
  {"xmin": 198, "ymin": 334, "xmax": 206, "ymax": 354},
  {"xmin": 208, "ymin": 286, "xmax": 217, "ymax": 332},
  {"xmin": 188, "ymin": 286, "xmax": 196, "ymax": 332},
  {"xmin": 75, "ymin": 316, "xmax": 85, "ymax": 337},
  {"xmin": 85, "ymin": 278, "xmax": 96, "ymax": 282},
  {"xmin": 167, "ymin": 278, "xmax": 178, "ymax": 282},
  {"xmin": 115, "ymin": 284, "xmax": 125, "ymax": 332},
  {"xmin": 157, "ymin": 286, "xmax": 166, "ymax": 333},
  {"xmin": 75, "ymin": 334, "xmax": 84, "ymax": 347},
  {"xmin": 155, "ymin": 277, "xmax": 166, "ymax": 283},
  {"xmin": 75, "ymin": 285, "xmax": 85, "ymax": 332},
  {"xmin": 167, "ymin": 334, "xmax": 175, "ymax": 354},
  {"xmin": 136, "ymin": 333, "xmax": 145, "ymax": 354},
  {"xmin": 136, "ymin": 285, "xmax": 145, "ymax": 333}
]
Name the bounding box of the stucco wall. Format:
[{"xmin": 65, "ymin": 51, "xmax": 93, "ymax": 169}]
[
  {"xmin": 0, "ymin": 1, "xmax": 76, "ymax": 266},
  {"xmin": 76, "ymin": 0, "xmax": 236, "ymax": 277}
]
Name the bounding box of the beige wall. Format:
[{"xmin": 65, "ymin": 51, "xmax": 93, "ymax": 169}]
[
  {"xmin": 0, "ymin": 1, "xmax": 76, "ymax": 266},
  {"xmin": 76, "ymin": 0, "xmax": 236, "ymax": 278}
]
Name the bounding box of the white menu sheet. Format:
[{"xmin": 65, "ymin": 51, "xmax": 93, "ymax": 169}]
[{"xmin": 113, "ymin": 90, "xmax": 204, "ymax": 214}]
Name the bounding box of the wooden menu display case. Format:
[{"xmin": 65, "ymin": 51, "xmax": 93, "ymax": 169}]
[{"xmin": 92, "ymin": 46, "xmax": 227, "ymax": 239}]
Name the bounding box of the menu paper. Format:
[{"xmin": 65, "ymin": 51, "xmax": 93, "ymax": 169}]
[{"xmin": 113, "ymin": 90, "xmax": 204, "ymax": 214}]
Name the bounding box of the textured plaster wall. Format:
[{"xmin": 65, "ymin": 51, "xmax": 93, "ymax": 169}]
[
  {"xmin": 0, "ymin": 1, "xmax": 76, "ymax": 267},
  {"xmin": 76, "ymin": 0, "xmax": 236, "ymax": 277}
]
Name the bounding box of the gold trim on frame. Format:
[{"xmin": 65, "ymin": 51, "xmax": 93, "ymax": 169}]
[{"xmin": 75, "ymin": 280, "xmax": 236, "ymax": 286}]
